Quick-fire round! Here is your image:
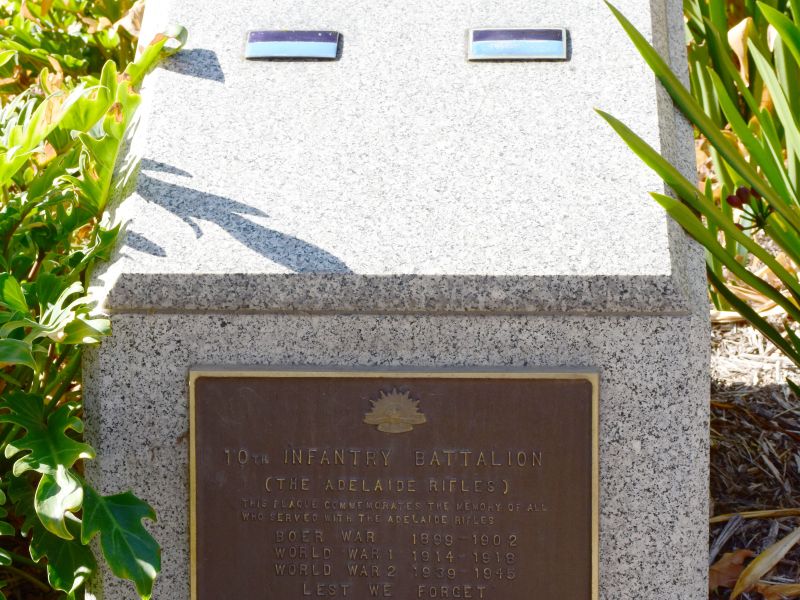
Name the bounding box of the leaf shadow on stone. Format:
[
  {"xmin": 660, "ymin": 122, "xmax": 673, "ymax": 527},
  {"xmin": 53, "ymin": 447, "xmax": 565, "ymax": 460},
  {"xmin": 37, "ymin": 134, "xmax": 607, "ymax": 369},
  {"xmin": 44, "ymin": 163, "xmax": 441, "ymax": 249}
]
[
  {"xmin": 139, "ymin": 158, "xmax": 191, "ymax": 178},
  {"xmin": 161, "ymin": 48, "xmax": 225, "ymax": 83},
  {"xmin": 135, "ymin": 172, "xmax": 352, "ymax": 274},
  {"xmin": 125, "ymin": 230, "xmax": 166, "ymax": 257}
]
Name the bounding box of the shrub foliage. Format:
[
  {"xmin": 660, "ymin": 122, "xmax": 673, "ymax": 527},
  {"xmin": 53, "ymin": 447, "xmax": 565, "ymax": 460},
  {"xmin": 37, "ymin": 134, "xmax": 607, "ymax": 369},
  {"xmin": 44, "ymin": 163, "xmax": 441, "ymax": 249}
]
[
  {"xmin": 0, "ymin": 1, "xmax": 185, "ymax": 598},
  {"xmin": 599, "ymin": 1, "xmax": 800, "ymax": 386}
]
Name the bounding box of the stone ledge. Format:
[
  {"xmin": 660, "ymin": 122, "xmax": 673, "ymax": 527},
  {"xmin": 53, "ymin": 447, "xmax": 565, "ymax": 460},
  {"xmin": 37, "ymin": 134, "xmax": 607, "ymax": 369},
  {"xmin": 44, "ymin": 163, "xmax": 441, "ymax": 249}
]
[{"xmin": 102, "ymin": 272, "xmax": 691, "ymax": 315}]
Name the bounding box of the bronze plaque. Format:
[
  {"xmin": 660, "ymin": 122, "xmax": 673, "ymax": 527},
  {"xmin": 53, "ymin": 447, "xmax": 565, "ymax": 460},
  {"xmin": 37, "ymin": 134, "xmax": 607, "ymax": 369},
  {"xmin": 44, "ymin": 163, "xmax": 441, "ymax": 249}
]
[{"xmin": 190, "ymin": 371, "xmax": 598, "ymax": 600}]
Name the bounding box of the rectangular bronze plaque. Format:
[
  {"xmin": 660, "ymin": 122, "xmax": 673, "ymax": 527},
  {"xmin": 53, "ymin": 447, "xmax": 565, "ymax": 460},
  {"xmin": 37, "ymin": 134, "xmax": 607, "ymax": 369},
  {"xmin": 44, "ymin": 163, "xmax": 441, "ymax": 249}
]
[{"xmin": 190, "ymin": 370, "xmax": 599, "ymax": 600}]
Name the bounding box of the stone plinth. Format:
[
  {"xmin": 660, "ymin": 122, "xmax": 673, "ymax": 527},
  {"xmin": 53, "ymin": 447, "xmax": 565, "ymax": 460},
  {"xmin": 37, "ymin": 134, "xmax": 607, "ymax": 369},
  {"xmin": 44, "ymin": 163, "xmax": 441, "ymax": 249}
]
[{"xmin": 84, "ymin": 0, "xmax": 709, "ymax": 597}]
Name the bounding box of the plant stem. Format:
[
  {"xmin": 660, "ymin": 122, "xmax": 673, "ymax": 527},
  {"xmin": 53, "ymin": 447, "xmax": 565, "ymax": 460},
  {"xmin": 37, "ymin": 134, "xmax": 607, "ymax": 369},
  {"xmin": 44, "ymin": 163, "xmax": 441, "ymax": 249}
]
[
  {"xmin": 3, "ymin": 550, "xmax": 39, "ymax": 569},
  {"xmin": 0, "ymin": 371, "xmax": 23, "ymax": 388},
  {"xmin": 44, "ymin": 348, "xmax": 81, "ymax": 414},
  {"xmin": 25, "ymin": 250, "xmax": 45, "ymax": 282},
  {"xmin": 0, "ymin": 426, "xmax": 21, "ymax": 454},
  {"xmin": 1, "ymin": 565, "xmax": 50, "ymax": 592}
]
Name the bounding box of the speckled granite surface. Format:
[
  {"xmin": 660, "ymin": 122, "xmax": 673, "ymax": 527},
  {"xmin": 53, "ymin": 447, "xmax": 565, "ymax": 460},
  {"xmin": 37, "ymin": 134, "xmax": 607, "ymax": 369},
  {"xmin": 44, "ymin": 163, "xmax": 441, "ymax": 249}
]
[
  {"xmin": 84, "ymin": 0, "xmax": 709, "ymax": 597},
  {"xmin": 85, "ymin": 313, "xmax": 709, "ymax": 600},
  {"xmin": 93, "ymin": 0, "xmax": 692, "ymax": 314}
]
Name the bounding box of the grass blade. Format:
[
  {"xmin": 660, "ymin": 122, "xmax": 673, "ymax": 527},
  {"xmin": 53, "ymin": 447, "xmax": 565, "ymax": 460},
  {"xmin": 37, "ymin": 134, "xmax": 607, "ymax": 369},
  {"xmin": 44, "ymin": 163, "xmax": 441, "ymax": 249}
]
[
  {"xmin": 596, "ymin": 109, "xmax": 701, "ymax": 202},
  {"xmin": 652, "ymin": 192, "xmax": 800, "ymax": 322},
  {"xmin": 759, "ymin": 2, "xmax": 800, "ymax": 66},
  {"xmin": 708, "ymin": 70, "xmax": 796, "ymax": 203},
  {"xmin": 731, "ymin": 526, "xmax": 800, "ymax": 598},
  {"xmin": 708, "ymin": 269, "xmax": 800, "ymax": 366},
  {"xmin": 749, "ymin": 42, "xmax": 800, "ymax": 163},
  {"xmin": 703, "ymin": 18, "xmax": 763, "ymax": 118},
  {"xmin": 598, "ymin": 109, "xmax": 800, "ymax": 303},
  {"xmin": 606, "ymin": 1, "xmax": 800, "ymax": 230},
  {"xmin": 764, "ymin": 213, "xmax": 800, "ymax": 269}
]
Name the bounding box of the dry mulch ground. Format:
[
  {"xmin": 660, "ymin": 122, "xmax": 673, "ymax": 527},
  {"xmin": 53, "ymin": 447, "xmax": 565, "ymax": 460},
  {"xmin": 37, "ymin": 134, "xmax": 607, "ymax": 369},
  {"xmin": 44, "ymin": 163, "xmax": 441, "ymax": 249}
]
[{"xmin": 710, "ymin": 321, "xmax": 800, "ymax": 599}]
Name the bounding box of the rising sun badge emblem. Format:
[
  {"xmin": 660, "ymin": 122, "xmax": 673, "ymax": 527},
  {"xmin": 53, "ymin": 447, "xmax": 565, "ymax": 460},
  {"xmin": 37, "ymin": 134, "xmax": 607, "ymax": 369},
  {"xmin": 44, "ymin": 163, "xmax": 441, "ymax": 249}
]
[{"xmin": 363, "ymin": 389, "xmax": 427, "ymax": 434}]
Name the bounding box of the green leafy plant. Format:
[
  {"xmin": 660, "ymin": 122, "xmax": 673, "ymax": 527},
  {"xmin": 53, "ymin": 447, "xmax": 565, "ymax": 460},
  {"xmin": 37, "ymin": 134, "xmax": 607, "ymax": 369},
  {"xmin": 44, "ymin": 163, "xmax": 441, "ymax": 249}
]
[
  {"xmin": 1, "ymin": 0, "xmax": 144, "ymax": 94},
  {"xmin": 0, "ymin": 8, "xmax": 186, "ymax": 599},
  {"xmin": 598, "ymin": 1, "xmax": 800, "ymax": 388}
]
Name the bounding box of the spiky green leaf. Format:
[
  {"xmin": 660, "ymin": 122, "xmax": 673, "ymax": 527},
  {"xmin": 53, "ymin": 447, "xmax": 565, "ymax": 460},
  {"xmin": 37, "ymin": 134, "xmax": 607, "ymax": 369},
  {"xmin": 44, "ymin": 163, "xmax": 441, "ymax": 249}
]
[
  {"xmin": 34, "ymin": 466, "xmax": 83, "ymax": 540},
  {"xmin": 1, "ymin": 394, "xmax": 95, "ymax": 477},
  {"xmin": 605, "ymin": 0, "xmax": 800, "ymax": 231},
  {"xmin": 0, "ymin": 274, "xmax": 28, "ymax": 313},
  {"xmin": 81, "ymin": 485, "xmax": 160, "ymax": 599},
  {"xmin": 0, "ymin": 338, "xmax": 35, "ymax": 369},
  {"xmin": 60, "ymin": 315, "xmax": 111, "ymax": 345},
  {"xmin": 759, "ymin": 2, "xmax": 800, "ymax": 66},
  {"xmin": 10, "ymin": 475, "xmax": 96, "ymax": 595}
]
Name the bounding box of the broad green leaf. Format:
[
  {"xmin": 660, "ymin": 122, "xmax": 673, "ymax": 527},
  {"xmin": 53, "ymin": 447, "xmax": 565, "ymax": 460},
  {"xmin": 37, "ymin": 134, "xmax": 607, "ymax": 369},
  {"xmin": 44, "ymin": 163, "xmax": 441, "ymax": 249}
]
[
  {"xmin": 72, "ymin": 224, "xmax": 120, "ymax": 271},
  {"xmin": 40, "ymin": 281, "xmax": 84, "ymax": 323},
  {"xmin": 124, "ymin": 26, "xmax": 188, "ymax": 85},
  {"xmin": 60, "ymin": 315, "xmax": 111, "ymax": 344},
  {"xmin": 0, "ymin": 317, "xmax": 42, "ymax": 339},
  {"xmin": 0, "ymin": 483, "xmax": 15, "ymax": 567},
  {"xmin": 0, "ymin": 338, "xmax": 35, "ymax": 369},
  {"xmin": 26, "ymin": 146, "xmax": 76, "ymax": 200},
  {"xmin": 0, "ymin": 49, "xmax": 15, "ymax": 67},
  {"xmin": 57, "ymin": 83, "xmax": 113, "ymax": 135},
  {"xmin": 37, "ymin": 281, "xmax": 104, "ymax": 342},
  {"xmin": 81, "ymin": 486, "xmax": 160, "ymax": 599},
  {"xmin": 57, "ymin": 62, "xmax": 117, "ymax": 134},
  {"xmin": 0, "ymin": 84, "xmax": 100, "ymax": 186},
  {"xmin": 0, "ymin": 273, "xmax": 28, "ymax": 313},
  {"xmin": 33, "ymin": 272, "xmax": 65, "ymax": 315},
  {"xmin": 10, "ymin": 475, "xmax": 96, "ymax": 595},
  {"xmin": 1, "ymin": 394, "xmax": 95, "ymax": 477},
  {"xmin": 35, "ymin": 466, "xmax": 83, "ymax": 540},
  {"xmin": 31, "ymin": 519, "xmax": 95, "ymax": 596},
  {"xmin": 104, "ymin": 81, "xmax": 141, "ymax": 140},
  {"xmin": 0, "ymin": 484, "xmax": 14, "ymax": 529}
]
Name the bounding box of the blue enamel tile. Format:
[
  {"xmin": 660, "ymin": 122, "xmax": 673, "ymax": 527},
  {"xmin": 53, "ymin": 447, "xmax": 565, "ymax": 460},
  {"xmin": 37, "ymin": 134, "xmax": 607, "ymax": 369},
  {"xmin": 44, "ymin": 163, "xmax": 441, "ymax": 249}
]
[
  {"xmin": 469, "ymin": 28, "xmax": 568, "ymax": 61},
  {"xmin": 245, "ymin": 31, "xmax": 340, "ymax": 59}
]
